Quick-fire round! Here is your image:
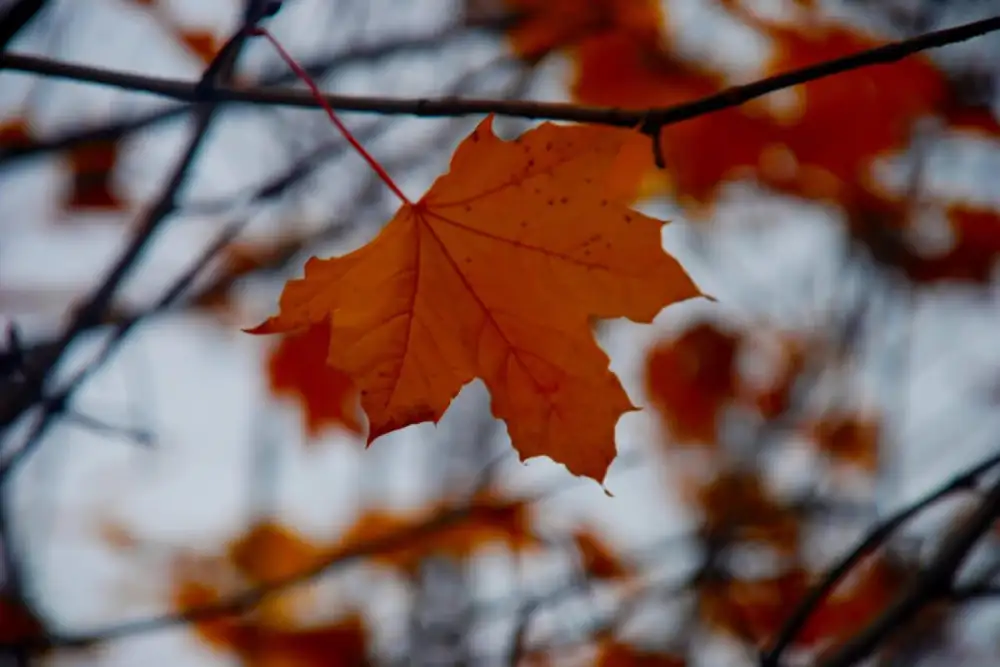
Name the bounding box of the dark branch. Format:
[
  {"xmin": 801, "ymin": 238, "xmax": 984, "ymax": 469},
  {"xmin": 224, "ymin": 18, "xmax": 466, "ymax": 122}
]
[
  {"xmin": 0, "ymin": 24, "xmax": 467, "ymax": 167},
  {"xmin": 815, "ymin": 471, "xmax": 1000, "ymax": 667},
  {"xmin": 1, "ymin": 15, "xmax": 999, "ymax": 131},
  {"xmin": 0, "ymin": 11, "xmax": 261, "ymax": 466},
  {"xmin": 763, "ymin": 447, "xmax": 1000, "ymax": 666}
]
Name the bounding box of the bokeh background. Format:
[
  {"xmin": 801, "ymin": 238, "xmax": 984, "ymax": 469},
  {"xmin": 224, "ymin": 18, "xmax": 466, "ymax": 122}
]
[{"xmin": 4, "ymin": 1, "xmax": 1000, "ymax": 665}]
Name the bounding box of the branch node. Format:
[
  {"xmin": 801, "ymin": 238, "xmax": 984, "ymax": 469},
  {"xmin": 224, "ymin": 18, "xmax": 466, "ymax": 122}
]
[{"xmin": 638, "ymin": 115, "xmax": 666, "ymax": 169}]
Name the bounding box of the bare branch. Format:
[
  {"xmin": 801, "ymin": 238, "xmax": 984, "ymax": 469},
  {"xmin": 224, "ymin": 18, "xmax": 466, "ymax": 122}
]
[
  {"xmin": 0, "ymin": 10, "xmax": 264, "ymax": 463},
  {"xmin": 763, "ymin": 447, "xmax": 1000, "ymax": 666},
  {"xmin": 814, "ymin": 470, "xmax": 1000, "ymax": 667},
  {"xmin": 1, "ymin": 15, "xmax": 998, "ymax": 134},
  {"xmin": 0, "ymin": 24, "xmax": 467, "ymax": 167}
]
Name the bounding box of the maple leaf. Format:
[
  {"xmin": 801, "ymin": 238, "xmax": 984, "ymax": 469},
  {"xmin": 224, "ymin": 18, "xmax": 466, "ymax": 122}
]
[
  {"xmin": 699, "ymin": 554, "xmax": 911, "ymax": 651},
  {"xmin": 905, "ymin": 204, "xmax": 1000, "ymax": 285},
  {"xmin": 249, "ymin": 117, "xmax": 701, "ymax": 482},
  {"xmin": 267, "ymin": 322, "xmax": 364, "ymax": 439}
]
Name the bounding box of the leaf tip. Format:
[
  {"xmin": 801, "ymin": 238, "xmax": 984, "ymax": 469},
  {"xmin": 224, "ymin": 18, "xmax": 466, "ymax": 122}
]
[{"xmin": 243, "ymin": 318, "xmax": 280, "ymax": 335}]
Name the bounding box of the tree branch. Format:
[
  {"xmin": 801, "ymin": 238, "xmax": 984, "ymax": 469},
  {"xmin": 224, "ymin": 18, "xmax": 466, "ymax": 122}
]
[
  {"xmin": 0, "ymin": 9, "xmax": 263, "ymax": 460},
  {"xmin": 0, "ymin": 23, "xmax": 467, "ymax": 167},
  {"xmin": 814, "ymin": 471, "xmax": 1000, "ymax": 667},
  {"xmin": 762, "ymin": 447, "xmax": 1000, "ymax": 666},
  {"xmin": 1, "ymin": 15, "xmax": 998, "ymax": 133}
]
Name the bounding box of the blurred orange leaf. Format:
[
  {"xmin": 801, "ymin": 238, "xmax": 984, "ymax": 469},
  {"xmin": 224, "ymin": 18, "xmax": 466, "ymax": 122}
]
[
  {"xmin": 175, "ymin": 577, "xmax": 369, "ymax": 667},
  {"xmin": 63, "ymin": 139, "xmax": 124, "ymax": 213},
  {"xmin": 645, "ymin": 323, "xmax": 740, "ymax": 446},
  {"xmin": 0, "ymin": 117, "xmax": 32, "ymax": 147},
  {"xmin": 267, "ymin": 321, "xmax": 364, "ymax": 439},
  {"xmin": 700, "ymin": 569, "xmax": 810, "ymax": 646},
  {"xmin": 571, "ymin": 30, "xmax": 770, "ymax": 209},
  {"xmin": 248, "ymin": 116, "xmax": 700, "ymax": 482},
  {"xmin": 573, "ymin": 529, "xmax": 629, "ymax": 581},
  {"xmin": 757, "ymin": 21, "xmax": 946, "ymax": 202},
  {"xmin": 480, "ymin": 0, "xmax": 664, "ymax": 62},
  {"xmin": 180, "ymin": 30, "xmax": 220, "ymax": 65},
  {"xmin": 173, "ymin": 526, "xmax": 370, "ymax": 667},
  {"xmin": 333, "ymin": 491, "xmax": 539, "ymax": 575},
  {"xmin": 192, "ymin": 238, "xmax": 304, "ymax": 318},
  {"xmin": 595, "ymin": 641, "xmax": 686, "ymax": 667},
  {"xmin": 228, "ymin": 521, "xmax": 327, "ymax": 585},
  {"xmin": 809, "ymin": 414, "xmax": 880, "ymax": 471},
  {"xmin": 905, "ymin": 204, "xmax": 1000, "ymax": 285},
  {"xmin": 695, "ymin": 471, "xmax": 800, "ymax": 554},
  {"xmin": 700, "ymin": 555, "xmax": 906, "ymax": 650}
]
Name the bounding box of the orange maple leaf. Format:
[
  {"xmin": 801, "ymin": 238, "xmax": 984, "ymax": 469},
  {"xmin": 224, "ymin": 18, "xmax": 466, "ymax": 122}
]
[
  {"xmin": 248, "ymin": 117, "xmax": 701, "ymax": 482},
  {"xmin": 905, "ymin": 204, "xmax": 1000, "ymax": 285},
  {"xmin": 700, "ymin": 555, "xmax": 909, "ymax": 650},
  {"xmin": 267, "ymin": 322, "xmax": 364, "ymax": 439},
  {"xmin": 848, "ymin": 191, "xmax": 1000, "ymax": 285}
]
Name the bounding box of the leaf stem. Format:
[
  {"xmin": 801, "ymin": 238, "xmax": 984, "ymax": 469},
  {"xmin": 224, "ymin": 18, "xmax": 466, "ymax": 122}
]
[{"xmin": 249, "ymin": 27, "xmax": 412, "ymax": 206}]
